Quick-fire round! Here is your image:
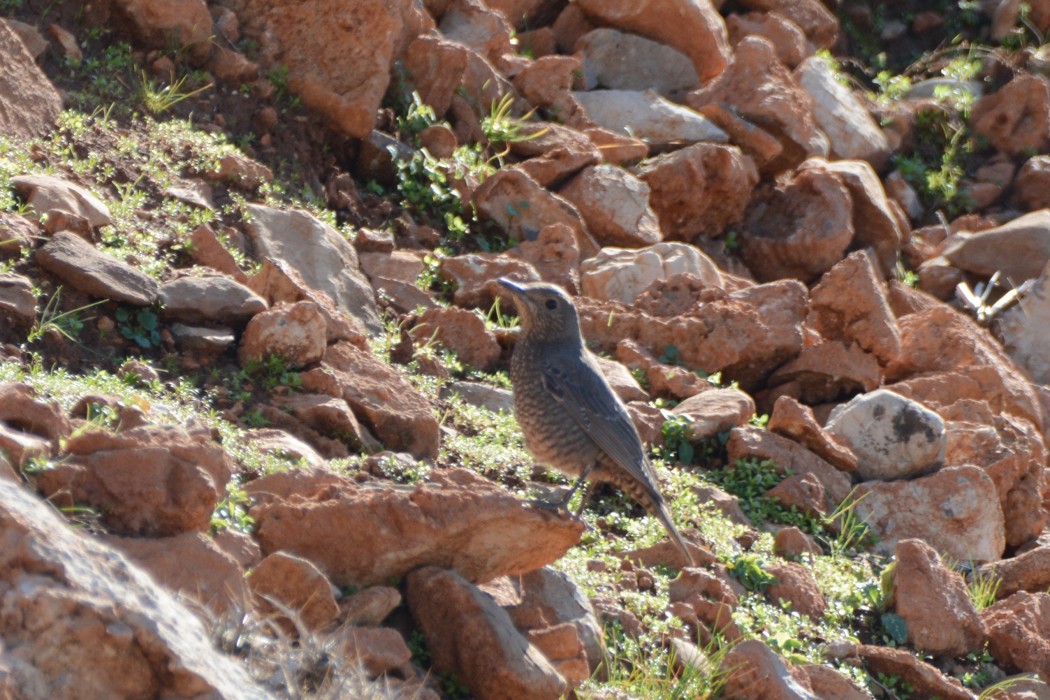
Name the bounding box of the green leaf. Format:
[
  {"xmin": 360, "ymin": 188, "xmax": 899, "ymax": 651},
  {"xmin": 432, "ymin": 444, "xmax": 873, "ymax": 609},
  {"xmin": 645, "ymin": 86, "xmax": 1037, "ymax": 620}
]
[{"xmin": 881, "ymin": 612, "xmax": 908, "ymax": 645}]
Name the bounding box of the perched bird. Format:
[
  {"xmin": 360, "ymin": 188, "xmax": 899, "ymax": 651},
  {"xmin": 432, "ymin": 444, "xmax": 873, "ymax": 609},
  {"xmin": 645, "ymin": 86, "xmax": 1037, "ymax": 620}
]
[{"xmin": 498, "ymin": 278, "xmax": 694, "ymax": 566}]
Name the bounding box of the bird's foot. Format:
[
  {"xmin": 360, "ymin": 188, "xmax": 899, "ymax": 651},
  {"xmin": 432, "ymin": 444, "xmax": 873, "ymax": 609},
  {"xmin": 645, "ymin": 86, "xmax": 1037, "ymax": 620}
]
[{"xmin": 524, "ymin": 497, "xmax": 570, "ymax": 512}]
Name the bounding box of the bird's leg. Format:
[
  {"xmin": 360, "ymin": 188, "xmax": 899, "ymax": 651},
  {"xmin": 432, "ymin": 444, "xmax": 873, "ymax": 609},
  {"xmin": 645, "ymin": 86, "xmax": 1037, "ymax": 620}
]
[
  {"xmin": 527, "ymin": 463, "xmax": 595, "ymax": 513},
  {"xmin": 574, "ymin": 479, "xmax": 597, "ymax": 518}
]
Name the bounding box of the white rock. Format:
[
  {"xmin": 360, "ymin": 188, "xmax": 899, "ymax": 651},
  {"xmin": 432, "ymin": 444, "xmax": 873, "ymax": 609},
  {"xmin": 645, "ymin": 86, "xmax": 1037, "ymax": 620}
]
[
  {"xmin": 825, "ymin": 389, "xmax": 945, "ymax": 481},
  {"xmin": 580, "ymin": 241, "xmax": 722, "ymax": 304},
  {"xmin": 558, "ymin": 164, "xmax": 662, "ymax": 248},
  {"xmin": 572, "ymin": 89, "xmax": 728, "ymax": 147},
  {"xmin": 243, "ymin": 204, "xmax": 381, "ymax": 333},
  {"xmin": 577, "ymin": 28, "xmax": 700, "ymax": 99},
  {"xmin": 795, "ymin": 56, "xmax": 891, "ymax": 169},
  {"xmin": 996, "ymin": 261, "xmax": 1050, "ymax": 383}
]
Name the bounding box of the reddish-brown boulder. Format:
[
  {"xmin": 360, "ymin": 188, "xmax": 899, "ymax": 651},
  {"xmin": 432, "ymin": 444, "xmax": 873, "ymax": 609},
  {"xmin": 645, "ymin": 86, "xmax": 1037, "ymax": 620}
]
[
  {"xmin": 238, "ymin": 300, "xmax": 327, "ymax": 369},
  {"xmin": 249, "ymin": 551, "xmax": 340, "ymax": 633},
  {"xmin": 984, "ymin": 592, "xmax": 1050, "ymax": 683}
]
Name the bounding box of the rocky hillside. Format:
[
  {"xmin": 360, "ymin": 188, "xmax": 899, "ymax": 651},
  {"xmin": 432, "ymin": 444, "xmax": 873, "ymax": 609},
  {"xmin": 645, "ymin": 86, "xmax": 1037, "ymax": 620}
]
[{"xmin": 2, "ymin": 0, "xmax": 1050, "ymax": 698}]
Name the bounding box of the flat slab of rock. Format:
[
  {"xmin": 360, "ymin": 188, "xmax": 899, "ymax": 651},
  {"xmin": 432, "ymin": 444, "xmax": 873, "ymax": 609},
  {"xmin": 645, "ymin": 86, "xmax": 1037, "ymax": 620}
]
[
  {"xmin": 944, "ymin": 209, "xmax": 1050, "ymax": 282},
  {"xmin": 580, "ymin": 241, "xmax": 722, "ymax": 305},
  {"xmin": 0, "ymin": 272, "xmax": 36, "ymax": 325},
  {"xmin": 243, "ymin": 204, "xmax": 380, "ymax": 333},
  {"xmin": 159, "ymin": 274, "xmax": 266, "ymax": 324},
  {"xmin": 11, "ymin": 174, "xmax": 112, "ymax": 228},
  {"xmin": 576, "ymin": 28, "xmax": 700, "ymax": 99},
  {"xmin": 573, "ymin": 89, "xmax": 728, "ymax": 147},
  {"xmin": 35, "ymin": 231, "xmax": 159, "ymax": 305},
  {"xmin": 0, "ymin": 479, "xmax": 269, "ymax": 699},
  {"xmin": 248, "ymin": 467, "xmax": 584, "ymax": 587}
]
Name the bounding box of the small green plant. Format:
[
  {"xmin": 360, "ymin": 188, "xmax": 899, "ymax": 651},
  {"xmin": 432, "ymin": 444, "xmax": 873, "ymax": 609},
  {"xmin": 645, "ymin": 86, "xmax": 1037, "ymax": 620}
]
[
  {"xmin": 479, "ymin": 93, "xmax": 548, "ymax": 168},
  {"xmin": 139, "ymin": 70, "xmax": 213, "ymax": 114},
  {"xmin": 243, "ymin": 353, "xmax": 303, "ymax": 393},
  {"xmin": 485, "ymin": 295, "xmax": 519, "ymax": 330},
  {"xmin": 659, "ymin": 414, "xmax": 695, "ymax": 464},
  {"xmin": 825, "ymin": 491, "xmax": 875, "ymax": 555},
  {"xmin": 27, "ymin": 290, "xmax": 105, "ymax": 344},
  {"xmin": 115, "ymin": 306, "xmax": 162, "ymax": 349},
  {"xmin": 874, "ymin": 671, "xmax": 915, "ymax": 699},
  {"xmin": 706, "ymin": 458, "xmax": 827, "ymax": 535},
  {"xmin": 966, "ymin": 566, "xmax": 1001, "ymax": 612},
  {"xmin": 211, "ymin": 483, "xmax": 255, "ymax": 532},
  {"xmin": 725, "ymin": 552, "xmax": 777, "ymax": 592}
]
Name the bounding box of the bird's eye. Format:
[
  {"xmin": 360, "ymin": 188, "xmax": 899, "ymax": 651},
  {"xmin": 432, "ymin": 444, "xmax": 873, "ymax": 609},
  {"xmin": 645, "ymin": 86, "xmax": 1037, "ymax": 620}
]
[{"xmin": 545, "ymin": 299, "xmax": 557, "ymax": 309}]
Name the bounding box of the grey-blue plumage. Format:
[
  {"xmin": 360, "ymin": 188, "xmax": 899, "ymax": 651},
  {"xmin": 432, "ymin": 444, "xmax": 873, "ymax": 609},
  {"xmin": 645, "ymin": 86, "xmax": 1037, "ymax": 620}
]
[{"xmin": 499, "ymin": 278, "xmax": 694, "ymax": 566}]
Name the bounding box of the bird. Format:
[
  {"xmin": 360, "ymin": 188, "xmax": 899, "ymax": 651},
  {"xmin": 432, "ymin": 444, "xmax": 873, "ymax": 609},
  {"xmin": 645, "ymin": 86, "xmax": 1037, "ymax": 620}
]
[{"xmin": 498, "ymin": 277, "xmax": 695, "ymax": 566}]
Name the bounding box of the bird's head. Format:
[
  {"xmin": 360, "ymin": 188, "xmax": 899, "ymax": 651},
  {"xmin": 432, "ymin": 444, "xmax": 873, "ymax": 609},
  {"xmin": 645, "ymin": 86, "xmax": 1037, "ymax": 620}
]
[{"xmin": 498, "ymin": 278, "xmax": 582, "ymax": 345}]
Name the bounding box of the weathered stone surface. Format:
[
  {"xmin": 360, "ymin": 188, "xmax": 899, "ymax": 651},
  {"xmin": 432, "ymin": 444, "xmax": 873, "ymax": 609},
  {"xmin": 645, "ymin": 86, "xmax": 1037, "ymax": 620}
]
[
  {"xmin": 737, "ymin": 0, "xmax": 838, "ymax": 49},
  {"xmin": 573, "ymin": 89, "xmax": 728, "ymax": 148},
  {"xmin": 510, "ymin": 122, "xmax": 602, "ymax": 189},
  {"xmin": 558, "ymin": 165, "xmax": 662, "ymax": 248},
  {"xmin": 0, "ymin": 479, "xmax": 269, "ymax": 699},
  {"xmin": 825, "ymin": 389, "xmax": 945, "ymax": 481},
  {"xmin": 336, "ymin": 625, "xmax": 413, "ymax": 677},
  {"xmin": 765, "ymin": 562, "xmax": 826, "ymax": 620},
  {"xmin": 1013, "ymin": 156, "xmax": 1050, "ymax": 210},
  {"xmin": 972, "ymin": 73, "xmax": 1050, "ymax": 157},
  {"xmin": 726, "ymin": 425, "xmax": 851, "ymax": 504},
  {"xmin": 580, "ymin": 242, "xmax": 721, "ymax": 304},
  {"xmin": 249, "ymin": 551, "xmax": 340, "ymax": 633},
  {"xmin": 795, "ymin": 55, "xmax": 891, "ymax": 169},
  {"xmin": 407, "ymin": 566, "xmax": 568, "ymax": 700},
  {"xmin": 768, "ymin": 340, "xmax": 880, "ymax": 403},
  {"xmin": 671, "ymin": 388, "xmax": 756, "ymax": 442},
  {"xmin": 726, "ymin": 11, "xmax": 811, "ymax": 68},
  {"xmin": 109, "ymin": 0, "xmax": 213, "ymax": 62},
  {"xmin": 0, "ymin": 273, "xmax": 36, "ymax": 325},
  {"xmin": 890, "ymin": 539, "xmax": 985, "ymax": 656},
  {"xmin": 856, "ymin": 645, "xmax": 973, "ymax": 700},
  {"xmin": 766, "ymin": 472, "xmax": 826, "ymax": 518},
  {"xmin": 441, "ymin": 253, "xmax": 540, "ymax": 307},
  {"xmin": 159, "ymin": 274, "xmax": 266, "ymax": 325},
  {"xmin": 578, "ymin": 279, "xmax": 808, "ymax": 389},
  {"xmin": 688, "ymin": 36, "xmax": 828, "ymax": 174},
  {"xmin": 233, "ymin": 0, "xmax": 428, "ymax": 136},
  {"xmin": 854, "ymin": 465, "xmax": 1005, "ymax": 562},
  {"xmin": 0, "ymin": 382, "xmax": 69, "ymax": 448},
  {"xmin": 35, "ymin": 231, "xmax": 159, "ymax": 306},
  {"xmin": 36, "ymin": 425, "xmax": 232, "ymax": 536},
  {"xmin": 887, "ymin": 305, "xmax": 1043, "ymax": 430},
  {"xmin": 106, "ymin": 531, "xmax": 250, "ymax": 616},
  {"xmin": 576, "ymin": 28, "xmax": 699, "ymax": 99},
  {"xmin": 738, "ymin": 162, "xmax": 852, "ymax": 283},
  {"xmin": 440, "ymin": 380, "xmax": 516, "ymax": 414},
  {"xmin": 944, "ymin": 210, "xmax": 1050, "ymax": 283},
  {"xmin": 402, "ymin": 32, "xmax": 506, "ymax": 119},
  {"xmin": 768, "ymin": 396, "xmax": 858, "ymax": 473},
  {"xmin": 795, "ymin": 664, "xmax": 870, "ymax": 700},
  {"xmin": 238, "ymin": 300, "xmax": 327, "ymax": 369},
  {"xmin": 473, "ymin": 167, "xmax": 597, "ymax": 258},
  {"xmin": 439, "ymin": 0, "xmax": 514, "ymax": 62},
  {"xmin": 809, "ymin": 250, "xmax": 901, "ymax": 365},
  {"xmin": 341, "ymin": 585, "xmax": 401, "ymax": 626},
  {"xmin": 773, "ymin": 525, "xmax": 823, "ymax": 558},
  {"xmin": 721, "ymin": 639, "xmax": 818, "ymax": 700},
  {"xmin": 574, "ymin": 0, "xmax": 730, "ymax": 83},
  {"xmin": 636, "ymin": 142, "xmax": 758, "ymax": 241},
  {"xmin": 410, "ymin": 305, "xmax": 501, "ymax": 371},
  {"xmin": 248, "ymin": 467, "xmax": 583, "ymax": 587},
  {"xmin": 0, "ymin": 20, "xmax": 62, "ymax": 139},
  {"xmin": 243, "ymin": 204, "xmax": 380, "ymax": 333},
  {"xmin": 984, "ymin": 592, "xmax": 1050, "ymax": 684},
  {"xmin": 301, "ymin": 341, "xmax": 438, "ymax": 458}
]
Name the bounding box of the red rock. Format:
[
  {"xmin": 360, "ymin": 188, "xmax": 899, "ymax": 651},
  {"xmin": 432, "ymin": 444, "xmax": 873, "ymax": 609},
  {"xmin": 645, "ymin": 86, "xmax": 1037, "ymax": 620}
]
[
  {"xmin": 765, "ymin": 561, "xmax": 827, "ymax": 620},
  {"xmin": 773, "ymin": 525, "xmax": 823, "ymax": 558},
  {"xmin": 688, "ymin": 37, "xmax": 828, "ymax": 174},
  {"xmin": 721, "ymin": 639, "xmax": 817, "ymax": 699},
  {"xmin": 671, "ymin": 388, "xmax": 756, "ymax": 442},
  {"xmin": 301, "ymin": 341, "xmax": 439, "ymax": 459},
  {"xmin": 854, "ymin": 465, "xmax": 1005, "ymax": 562},
  {"xmin": 248, "ymin": 467, "xmax": 583, "ymax": 587},
  {"xmin": 738, "ymin": 163, "xmax": 852, "ymax": 283},
  {"xmin": 581, "ymin": 243, "xmax": 722, "ymax": 305},
  {"xmin": 0, "ymin": 479, "xmax": 267, "ymax": 697},
  {"xmin": 796, "ymin": 664, "xmax": 870, "ymax": 700},
  {"xmin": 808, "ymin": 250, "xmax": 901, "ymax": 365},
  {"xmin": 37, "ymin": 424, "xmax": 232, "ymax": 536},
  {"xmin": 890, "ymin": 539, "xmax": 986, "ymax": 656},
  {"xmin": 979, "ymin": 545, "xmax": 1050, "ymax": 598},
  {"xmin": 511, "ymin": 123, "xmax": 602, "ymax": 188},
  {"xmin": 214, "ymin": 527, "xmax": 262, "ymax": 569},
  {"xmin": 110, "ymin": 0, "xmax": 212, "ymax": 63},
  {"xmin": 726, "ymin": 11, "xmax": 810, "ymax": 67},
  {"xmin": 768, "ymin": 396, "xmax": 858, "ymax": 473},
  {"xmin": 441, "ymin": 253, "xmax": 541, "ymax": 308},
  {"xmin": 0, "ymin": 382, "xmax": 70, "ymax": 446},
  {"xmin": 737, "ymin": 0, "xmax": 838, "ymax": 48},
  {"xmin": 727, "ymin": 425, "xmax": 851, "ymax": 504},
  {"xmin": 558, "ymin": 165, "xmax": 661, "ymax": 247},
  {"xmin": 577, "ymin": 280, "xmax": 808, "ymax": 390},
  {"xmin": 857, "ymin": 645, "xmax": 972, "ymax": 700},
  {"xmin": 188, "ymin": 224, "xmax": 248, "ymax": 282},
  {"xmin": 107, "ymin": 532, "xmax": 249, "ymax": 616},
  {"xmin": 406, "ymin": 566, "xmax": 568, "ymax": 700},
  {"xmin": 635, "ymin": 142, "xmax": 758, "ymax": 241},
  {"xmin": 249, "ymin": 551, "xmax": 340, "ymax": 633},
  {"xmin": 35, "ymin": 231, "xmax": 159, "ymax": 306},
  {"xmin": 984, "ymin": 592, "xmax": 1050, "ymax": 683},
  {"xmin": 769, "ymin": 340, "xmax": 880, "ymax": 403},
  {"xmin": 972, "ymin": 74, "xmax": 1050, "ymax": 157},
  {"xmin": 767, "ymin": 472, "xmax": 827, "ymax": 518},
  {"xmin": 341, "ymin": 586, "xmax": 402, "ymax": 626},
  {"xmin": 509, "ymin": 223, "xmax": 581, "ymax": 294},
  {"xmin": 574, "ymin": 0, "xmax": 730, "ymax": 83},
  {"xmin": 1012, "ymin": 155, "xmax": 1050, "ymax": 210},
  {"xmin": 336, "ymin": 626, "xmax": 412, "ymax": 676},
  {"xmin": 583, "ymin": 127, "xmax": 649, "ymax": 165},
  {"xmin": 0, "ymin": 20, "xmax": 61, "ymax": 139},
  {"xmin": 410, "ymin": 305, "xmax": 502, "ymax": 371}
]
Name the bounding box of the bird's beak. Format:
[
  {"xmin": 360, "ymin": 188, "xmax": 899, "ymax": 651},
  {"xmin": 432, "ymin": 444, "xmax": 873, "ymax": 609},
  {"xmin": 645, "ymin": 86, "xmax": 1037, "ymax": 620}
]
[{"xmin": 497, "ymin": 277, "xmax": 527, "ymax": 296}]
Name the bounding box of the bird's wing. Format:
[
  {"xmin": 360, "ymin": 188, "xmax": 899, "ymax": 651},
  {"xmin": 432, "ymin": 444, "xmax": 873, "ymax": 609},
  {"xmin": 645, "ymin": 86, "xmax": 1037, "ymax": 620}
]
[{"xmin": 540, "ymin": 350, "xmax": 660, "ymax": 489}]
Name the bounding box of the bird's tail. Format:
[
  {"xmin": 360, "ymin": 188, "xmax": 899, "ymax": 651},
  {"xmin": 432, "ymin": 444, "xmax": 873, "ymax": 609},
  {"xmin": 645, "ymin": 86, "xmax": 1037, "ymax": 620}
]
[{"xmin": 653, "ymin": 496, "xmax": 695, "ymax": 568}]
